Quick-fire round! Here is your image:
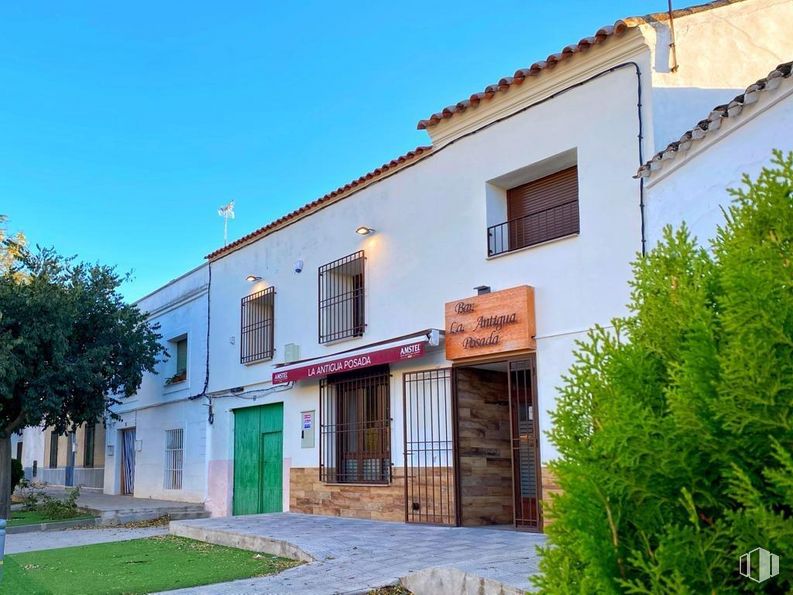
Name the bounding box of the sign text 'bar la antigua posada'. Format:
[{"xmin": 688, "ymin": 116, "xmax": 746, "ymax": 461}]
[{"xmin": 445, "ymin": 285, "xmax": 536, "ymax": 360}]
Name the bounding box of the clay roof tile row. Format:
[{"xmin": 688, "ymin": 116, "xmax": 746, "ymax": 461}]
[
  {"xmin": 416, "ymin": 0, "xmax": 747, "ymax": 131},
  {"xmin": 636, "ymin": 61, "xmax": 793, "ymax": 178},
  {"xmin": 205, "ymin": 146, "xmax": 432, "ymax": 260},
  {"xmin": 416, "ymin": 21, "xmax": 631, "ymax": 130}
]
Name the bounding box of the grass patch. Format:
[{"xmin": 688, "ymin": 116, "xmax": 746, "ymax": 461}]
[
  {"xmin": 7, "ymin": 509, "xmax": 96, "ymax": 527},
  {"xmin": 0, "ymin": 535, "xmax": 301, "ymax": 594}
]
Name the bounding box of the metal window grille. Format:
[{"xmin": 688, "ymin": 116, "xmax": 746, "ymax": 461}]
[
  {"xmin": 241, "ymin": 287, "xmax": 275, "ymax": 363},
  {"xmin": 318, "ymin": 251, "xmax": 365, "ymax": 344},
  {"xmin": 49, "ymin": 432, "xmax": 59, "ymax": 468},
  {"xmin": 164, "ymin": 429, "xmax": 184, "ymax": 490},
  {"xmin": 83, "ymin": 424, "xmax": 95, "ymax": 468},
  {"xmin": 320, "ymin": 365, "xmax": 391, "ymax": 484}
]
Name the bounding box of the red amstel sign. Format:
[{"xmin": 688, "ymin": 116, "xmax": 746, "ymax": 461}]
[{"xmin": 272, "ymin": 341, "xmax": 426, "ymax": 384}]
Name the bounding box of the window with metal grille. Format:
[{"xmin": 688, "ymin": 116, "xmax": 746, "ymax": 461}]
[
  {"xmin": 164, "ymin": 429, "xmax": 184, "ymax": 490},
  {"xmin": 320, "ymin": 366, "xmax": 391, "ymax": 484},
  {"xmin": 488, "ymin": 165, "xmax": 580, "ymax": 256},
  {"xmin": 318, "ymin": 251, "xmax": 365, "ymax": 344},
  {"xmin": 83, "ymin": 424, "xmax": 95, "ymax": 468},
  {"xmin": 49, "ymin": 432, "xmax": 59, "ymax": 468},
  {"xmin": 241, "ymin": 287, "xmax": 275, "ymax": 363}
]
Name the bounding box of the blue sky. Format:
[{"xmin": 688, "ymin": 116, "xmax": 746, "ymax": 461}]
[{"xmin": 0, "ymin": 1, "xmax": 668, "ymax": 300}]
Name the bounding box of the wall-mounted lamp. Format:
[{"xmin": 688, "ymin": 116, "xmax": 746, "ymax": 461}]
[
  {"xmin": 355, "ymin": 226, "xmax": 375, "ymax": 236},
  {"xmin": 474, "ymin": 285, "xmax": 491, "ymax": 295},
  {"xmin": 245, "ymin": 275, "xmax": 262, "ymax": 282}
]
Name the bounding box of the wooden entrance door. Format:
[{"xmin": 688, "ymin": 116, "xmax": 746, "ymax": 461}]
[
  {"xmin": 508, "ymin": 357, "xmax": 542, "ymax": 531},
  {"xmin": 120, "ymin": 428, "xmax": 136, "ymax": 495},
  {"xmin": 233, "ymin": 403, "xmax": 283, "ymax": 515}
]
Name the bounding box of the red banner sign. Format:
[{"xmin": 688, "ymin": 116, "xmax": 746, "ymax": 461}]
[{"xmin": 272, "ymin": 341, "xmax": 426, "ymax": 384}]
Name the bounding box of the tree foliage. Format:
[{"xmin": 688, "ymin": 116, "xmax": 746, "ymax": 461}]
[
  {"xmin": 0, "ymin": 247, "xmax": 165, "ymax": 436},
  {"xmin": 535, "ymin": 151, "xmax": 793, "ymax": 593}
]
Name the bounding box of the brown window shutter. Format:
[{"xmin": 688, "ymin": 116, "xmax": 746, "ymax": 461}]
[{"xmin": 506, "ymin": 166, "xmax": 579, "ymax": 249}]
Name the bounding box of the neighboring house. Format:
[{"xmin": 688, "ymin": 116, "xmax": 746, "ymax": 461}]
[
  {"xmin": 102, "ymin": 264, "xmax": 209, "ymax": 502},
  {"xmin": 10, "ymin": 426, "xmax": 43, "ymax": 481},
  {"xmin": 40, "ymin": 423, "xmax": 106, "ymax": 489},
  {"xmin": 638, "ymin": 61, "xmax": 793, "ymax": 246},
  {"xmin": 11, "ymin": 422, "xmax": 104, "ymax": 489}
]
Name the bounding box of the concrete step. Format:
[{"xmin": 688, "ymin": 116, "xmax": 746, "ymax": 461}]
[{"xmin": 89, "ymin": 506, "xmax": 209, "ymax": 526}]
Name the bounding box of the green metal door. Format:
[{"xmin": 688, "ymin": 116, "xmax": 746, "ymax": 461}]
[{"xmin": 233, "ymin": 403, "xmax": 283, "ymax": 515}]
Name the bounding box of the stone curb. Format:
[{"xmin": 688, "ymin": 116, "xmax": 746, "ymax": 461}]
[
  {"xmin": 6, "ymin": 517, "xmax": 99, "ymax": 534},
  {"xmin": 169, "ymin": 520, "xmax": 316, "ymax": 563}
]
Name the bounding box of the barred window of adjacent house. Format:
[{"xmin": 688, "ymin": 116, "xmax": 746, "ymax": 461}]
[
  {"xmin": 49, "ymin": 431, "xmax": 59, "ymax": 468},
  {"xmin": 84, "ymin": 424, "xmax": 95, "ymax": 468},
  {"xmin": 318, "ymin": 251, "xmax": 365, "ymax": 344},
  {"xmin": 319, "ymin": 365, "xmax": 390, "ymax": 484},
  {"xmin": 164, "ymin": 429, "xmax": 184, "ymax": 490},
  {"xmin": 241, "ymin": 287, "xmax": 275, "ymax": 363}
]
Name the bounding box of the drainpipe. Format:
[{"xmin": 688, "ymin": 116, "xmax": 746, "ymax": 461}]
[{"xmin": 440, "ymin": 61, "xmax": 647, "ymax": 256}]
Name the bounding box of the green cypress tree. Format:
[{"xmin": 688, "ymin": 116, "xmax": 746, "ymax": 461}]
[{"xmin": 535, "ymin": 151, "xmax": 793, "ymax": 593}]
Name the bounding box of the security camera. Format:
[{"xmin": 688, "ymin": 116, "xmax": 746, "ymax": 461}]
[{"xmin": 294, "ymin": 259, "xmax": 304, "ymax": 274}]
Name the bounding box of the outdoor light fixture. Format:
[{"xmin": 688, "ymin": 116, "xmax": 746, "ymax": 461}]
[
  {"xmin": 245, "ymin": 275, "xmax": 262, "ymax": 282},
  {"xmin": 355, "ymin": 226, "xmax": 375, "ymax": 236}
]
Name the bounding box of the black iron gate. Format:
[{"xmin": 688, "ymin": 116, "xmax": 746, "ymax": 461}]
[
  {"xmin": 508, "ymin": 357, "xmax": 542, "ymax": 531},
  {"xmin": 402, "ymin": 368, "xmax": 458, "ymax": 526}
]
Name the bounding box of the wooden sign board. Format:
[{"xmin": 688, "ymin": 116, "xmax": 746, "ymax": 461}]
[{"xmin": 445, "ymin": 285, "xmax": 536, "ymax": 361}]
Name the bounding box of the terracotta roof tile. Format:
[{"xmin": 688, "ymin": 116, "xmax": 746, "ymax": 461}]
[
  {"xmin": 636, "ymin": 61, "xmax": 793, "ymax": 178},
  {"xmin": 416, "ymin": 0, "xmax": 747, "ymax": 130},
  {"xmin": 206, "ymin": 146, "xmax": 433, "ymax": 260}
]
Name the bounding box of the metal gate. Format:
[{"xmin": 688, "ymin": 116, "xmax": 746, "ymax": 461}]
[
  {"xmin": 402, "ymin": 368, "xmax": 458, "ymax": 526},
  {"xmin": 508, "ymin": 357, "xmax": 542, "ymax": 531}
]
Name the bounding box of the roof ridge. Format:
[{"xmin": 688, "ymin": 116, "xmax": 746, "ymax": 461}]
[
  {"xmin": 636, "ymin": 60, "xmax": 793, "ymax": 178},
  {"xmin": 417, "ymin": 0, "xmax": 748, "ymax": 131},
  {"xmin": 206, "ymin": 146, "xmax": 433, "ymax": 260}
]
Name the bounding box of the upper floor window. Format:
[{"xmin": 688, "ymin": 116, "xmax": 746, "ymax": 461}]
[
  {"xmin": 488, "ymin": 165, "xmax": 579, "ymax": 256},
  {"xmin": 241, "ymin": 287, "xmax": 275, "ymax": 363},
  {"xmin": 318, "ymin": 251, "xmax": 365, "ymax": 344},
  {"xmin": 166, "ymin": 335, "xmax": 188, "ymax": 385}
]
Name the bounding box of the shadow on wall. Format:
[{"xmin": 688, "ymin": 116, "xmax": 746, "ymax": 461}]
[{"xmin": 652, "ymin": 86, "xmax": 746, "ymax": 151}]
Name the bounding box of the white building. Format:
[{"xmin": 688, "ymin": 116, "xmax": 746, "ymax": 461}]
[
  {"xmin": 103, "ymin": 265, "xmax": 210, "ymax": 503},
  {"xmin": 638, "ymin": 60, "xmax": 793, "ymax": 247},
  {"xmin": 36, "ymin": 0, "xmax": 792, "ymax": 533}
]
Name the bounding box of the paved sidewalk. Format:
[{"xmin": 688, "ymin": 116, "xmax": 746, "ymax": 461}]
[
  {"xmin": 5, "ymin": 526, "xmax": 169, "ymax": 554},
  {"xmin": 165, "ymin": 513, "xmax": 545, "ymax": 594}
]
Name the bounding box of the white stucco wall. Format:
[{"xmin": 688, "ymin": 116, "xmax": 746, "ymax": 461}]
[
  {"xmin": 643, "ymin": 0, "xmax": 793, "ymax": 151},
  {"xmin": 203, "ymin": 52, "xmax": 652, "ymax": 514},
  {"xmin": 645, "ymin": 79, "xmax": 793, "ymax": 248},
  {"xmin": 104, "ymin": 265, "xmax": 209, "ymax": 502}
]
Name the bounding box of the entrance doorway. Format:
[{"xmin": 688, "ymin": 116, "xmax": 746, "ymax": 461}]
[
  {"xmin": 402, "ymin": 355, "xmax": 542, "ymax": 531},
  {"xmin": 120, "ymin": 428, "xmax": 136, "ymax": 495},
  {"xmin": 233, "ymin": 403, "xmax": 284, "ymax": 515}
]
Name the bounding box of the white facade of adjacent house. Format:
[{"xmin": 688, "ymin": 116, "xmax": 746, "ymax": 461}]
[
  {"xmin": 102, "ymin": 265, "xmax": 210, "ymax": 503},
  {"xmin": 640, "ymin": 61, "xmax": 793, "ymax": 247},
  {"xmin": 19, "ymin": 0, "xmax": 793, "ymax": 531}
]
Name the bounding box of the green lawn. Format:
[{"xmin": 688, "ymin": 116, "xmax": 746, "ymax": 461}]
[
  {"xmin": 0, "ymin": 536, "xmax": 301, "ymax": 594},
  {"xmin": 7, "ymin": 509, "xmax": 96, "ymax": 527}
]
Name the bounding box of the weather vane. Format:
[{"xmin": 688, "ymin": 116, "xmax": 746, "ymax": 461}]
[{"xmin": 217, "ymin": 200, "xmax": 235, "ymax": 246}]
